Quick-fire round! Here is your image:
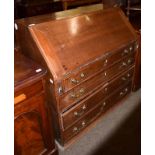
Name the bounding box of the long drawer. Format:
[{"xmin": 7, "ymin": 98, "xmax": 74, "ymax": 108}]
[
  {"xmin": 59, "ymin": 54, "xmax": 135, "ymax": 112},
  {"xmin": 61, "ymin": 67, "xmax": 134, "ymax": 130},
  {"xmin": 62, "ymin": 41, "xmax": 136, "ymax": 92},
  {"xmin": 62, "ymin": 82, "xmax": 132, "ymax": 143}
]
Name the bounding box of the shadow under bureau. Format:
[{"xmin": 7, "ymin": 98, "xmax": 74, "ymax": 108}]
[{"xmin": 16, "ymin": 8, "xmax": 138, "ymax": 146}]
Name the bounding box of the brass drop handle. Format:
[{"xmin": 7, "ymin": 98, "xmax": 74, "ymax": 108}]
[
  {"xmin": 70, "ymin": 88, "xmax": 85, "ymax": 99},
  {"xmin": 124, "ymin": 49, "xmax": 129, "ymax": 53},
  {"xmin": 74, "ymin": 104, "xmax": 87, "ymax": 117},
  {"xmin": 127, "ymin": 73, "xmax": 131, "ymax": 77},
  {"xmin": 129, "ymin": 46, "xmax": 133, "ymax": 51},
  {"xmin": 122, "ymin": 49, "xmax": 129, "ymax": 56},
  {"xmin": 125, "ymin": 88, "xmax": 128, "ymax": 92},
  {"xmin": 120, "ymin": 62, "xmax": 127, "ymax": 69},
  {"xmin": 71, "ymin": 94, "xmax": 79, "ymax": 99},
  {"xmin": 104, "ymin": 72, "xmax": 107, "ymax": 76},
  {"xmin": 79, "ymin": 88, "xmax": 85, "ymax": 94},
  {"xmin": 73, "ymin": 127, "xmax": 78, "ymax": 133},
  {"xmin": 127, "ymin": 59, "xmax": 132, "ymax": 64},
  {"xmin": 120, "ymin": 87, "xmax": 128, "ymax": 96},
  {"xmin": 71, "ymin": 78, "xmax": 79, "ymax": 84},
  {"xmin": 80, "ymin": 73, "xmax": 85, "ymax": 78},
  {"xmin": 104, "ymin": 59, "xmax": 108, "ymax": 65},
  {"xmin": 71, "ymin": 94, "xmax": 76, "ymax": 98},
  {"xmin": 122, "ymin": 62, "xmax": 127, "ymax": 66},
  {"xmin": 121, "ymin": 77, "xmax": 127, "ymax": 81},
  {"xmin": 120, "ymin": 92, "xmax": 124, "ymax": 96},
  {"xmin": 74, "ymin": 110, "xmax": 85, "ymax": 117},
  {"xmin": 82, "ymin": 121, "xmax": 86, "ymax": 127},
  {"xmin": 82, "ymin": 104, "xmax": 86, "ymax": 110},
  {"xmin": 73, "ymin": 121, "xmax": 87, "ymax": 133},
  {"xmin": 103, "ymin": 102, "xmax": 106, "ymax": 106}
]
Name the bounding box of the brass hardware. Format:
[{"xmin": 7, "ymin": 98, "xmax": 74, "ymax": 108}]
[
  {"xmin": 122, "ymin": 49, "xmax": 129, "ymax": 56},
  {"xmin": 104, "ymin": 59, "xmax": 108, "ymax": 65},
  {"xmin": 73, "ymin": 104, "xmax": 86, "ymax": 117},
  {"xmin": 14, "ymin": 94, "xmax": 26, "ymax": 104},
  {"xmin": 134, "ymin": 41, "xmax": 139, "ymax": 49},
  {"xmin": 120, "ymin": 62, "xmax": 127, "ymax": 69},
  {"xmin": 124, "ymin": 49, "xmax": 129, "ymax": 54},
  {"xmin": 70, "ymin": 88, "xmax": 85, "ymax": 99},
  {"xmin": 127, "ymin": 59, "xmax": 132, "ymax": 64},
  {"xmin": 129, "ymin": 46, "xmax": 133, "ymax": 51},
  {"xmin": 120, "ymin": 92, "xmax": 124, "ymax": 96},
  {"xmin": 73, "ymin": 127, "xmax": 78, "ymax": 132},
  {"xmin": 74, "ymin": 110, "xmax": 84, "ymax": 117},
  {"xmin": 127, "ymin": 73, "xmax": 130, "ymax": 77},
  {"xmin": 79, "ymin": 88, "xmax": 85, "ymax": 94},
  {"xmin": 104, "ymin": 87, "xmax": 108, "ymax": 92},
  {"xmin": 103, "ymin": 102, "xmax": 106, "ymax": 106},
  {"xmin": 82, "ymin": 121, "xmax": 86, "ymax": 127},
  {"xmin": 71, "ymin": 78, "xmax": 79, "ymax": 84},
  {"xmin": 136, "ymin": 44, "xmax": 139, "ymax": 49},
  {"xmin": 121, "ymin": 77, "xmax": 127, "ymax": 81},
  {"xmin": 122, "ymin": 62, "xmax": 127, "ymax": 66},
  {"xmin": 80, "ymin": 73, "xmax": 85, "ymax": 78},
  {"xmin": 125, "ymin": 88, "xmax": 128, "ymax": 92},
  {"xmin": 71, "ymin": 94, "xmax": 76, "ymax": 98},
  {"xmin": 120, "ymin": 87, "xmax": 128, "ymax": 96},
  {"xmin": 74, "ymin": 111, "xmax": 78, "ymax": 116},
  {"xmin": 82, "ymin": 104, "xmax": 86, "ymax": 110}
]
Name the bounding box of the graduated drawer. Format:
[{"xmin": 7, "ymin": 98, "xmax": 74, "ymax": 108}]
[
  {"xmin": 59, "ymin": 54, "xmax": 135, "ymax": 112},
  {"xmin": 14, "ymin": 80, "xmax": 43, "ymax": 105},
  {"xmin": 61, "ymin": 68, "xmax": 134, "ymax": 130},
  {"xmin": 63, "ymin": 82, "xmax": 132, "ymax": 142},
  {"xmin": 62, "ymin": 42, "xmax": 136, "ymax": 92}
]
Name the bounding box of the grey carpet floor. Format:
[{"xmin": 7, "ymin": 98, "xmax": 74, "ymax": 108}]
[{"xmin": 57, "ymin": 89, "xmax": 141, "ymax": 155}]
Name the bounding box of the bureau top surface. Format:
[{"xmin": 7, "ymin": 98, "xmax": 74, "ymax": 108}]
[
  {"xmin": 14, "ymin": 51, "xmax": 46, "ymax": 89},
  {"xmin": 29, "ymin": 8, "xmax": 137, "ymax": 79}
]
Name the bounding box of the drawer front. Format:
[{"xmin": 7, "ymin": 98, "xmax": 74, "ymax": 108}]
[
  {"xmin": 63, "ymin": 103, "xmax": 103, "ymax": 143},
  {"xmin": 63, "ymin": 42, "xmax": 136, "ymax": 92},
  {"xmin": 61, "ymin": 68, "xmax": 134, "ymax": 129},
  {"xmin": 63, "ymin": 83, "xmax": 132, "ymax": 142},
  {"xmin": 14, "ymin": 80, "xmax": 43, "ymax": 105},
  {"xmin": 103, "ymin": 83, "xmax": 132, "ymax": 112},
  {"xmin": 60, "ymin": 54, "xmax": 135, "ymax": 111}
]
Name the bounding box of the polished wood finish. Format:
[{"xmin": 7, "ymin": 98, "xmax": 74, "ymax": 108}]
[
  {"xmin": 63, "ymin": 82, "xmax": 132, "ymax": 142},
  {"xmin": 28, "ymin": 9, "xmax": 137, "ymax": 79},
  {"xmin": 16, "ymin": 8, "xmax": 138, "ymax": 146},
  {"xmin": 60, "ymin": 55, "xmax": 135, "ymax": 111},
  {"xmin": 15, "ymin": 4, "xmax": 103, "ymax": 50},
  {"xmin": 62, "ymin": 68, "xmax": 134, "ymax": 129},
  {"xmin": 14, "ymin": 51, "xmax": 58, "ymax": 155},
  {"xmin": 62, "ymin": 42, "xmax": 136, "ymax": 92}
]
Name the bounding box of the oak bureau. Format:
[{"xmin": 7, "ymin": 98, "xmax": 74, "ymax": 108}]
[
  {"xmin": 15, "ymin": 8, "xmax": 138, "ymax": 146},
  {"xmin": 14, "ymin": 50, "xmax": 58, "ymax": 154}
]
